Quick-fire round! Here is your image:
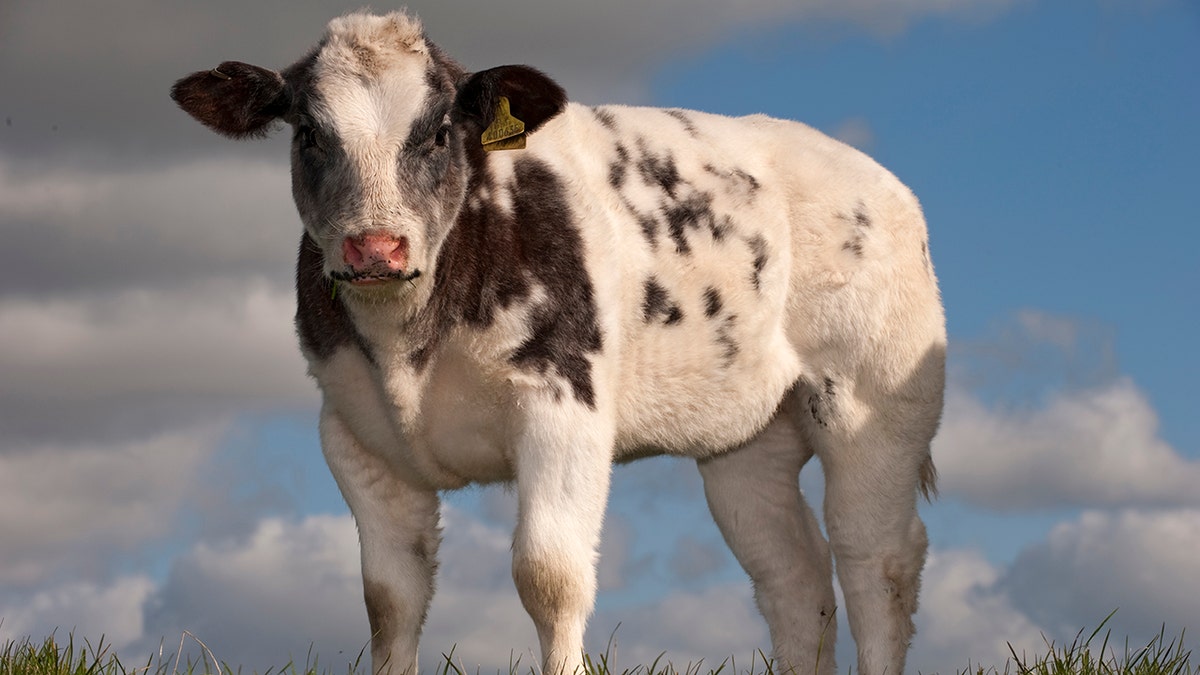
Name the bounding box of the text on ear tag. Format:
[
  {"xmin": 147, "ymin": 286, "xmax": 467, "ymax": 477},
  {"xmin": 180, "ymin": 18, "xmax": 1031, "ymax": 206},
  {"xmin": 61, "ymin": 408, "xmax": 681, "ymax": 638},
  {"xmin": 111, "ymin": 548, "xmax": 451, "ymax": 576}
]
[
  {"xmin": 481, "ymin": 96, "xmax": 525, "ymax": 146},
  {"xmin": 483, "ymin": 134, "xmax": 527, "ymax": 152}
]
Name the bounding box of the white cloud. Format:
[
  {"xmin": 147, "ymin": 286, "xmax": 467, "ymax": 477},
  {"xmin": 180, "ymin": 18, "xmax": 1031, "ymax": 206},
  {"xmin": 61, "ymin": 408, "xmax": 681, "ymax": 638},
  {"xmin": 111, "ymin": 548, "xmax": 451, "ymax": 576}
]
[
  {"xmin": 125, "ymin": 508, "xmax": 539, "ymax": 674},
  {"xmin": 1001, "ymin": 509, "xmax": 1200, "ymax": 644},
  {"xmin": 909, "ymin": 549, "xmax": 1046, "ymax": 673},
  {"xmin": 591, "ymin": 583, "xmax": 767, "ymax": 670},
  {"xmin": 5, "ymin": 492, "xmax": 1194, "ymax": 675},
  {"xmin": 934, "ymin": 379, "xmax": 1200, "ymax": 510},
  {"xmin": 667, "ymin": 535, "xmax": 730, "ymax": 583},
  {"xmin": 0, "ymin": 279, "xmax": 315, "ymax": 443},
  {"xmin": 0, "ymin": 156, "xmax": 297, "ymax": 294},
  {"xmin": 37, "ymin": 503, "xmax": 757, "ymax": 674},
  {"xmin": 0, "ymin": 0, "xmax": 1030, "ymax": 164},
  {"xmin": 0, "ymin": 576, "xmax": 156, "ymax": 652},
  {"xmin": 136, "ymin": 514, "xmax": 369, "ymax": 673},
  {"xmin": 0, "ymin": 424, "xmax": 225, "ymax": 586}
]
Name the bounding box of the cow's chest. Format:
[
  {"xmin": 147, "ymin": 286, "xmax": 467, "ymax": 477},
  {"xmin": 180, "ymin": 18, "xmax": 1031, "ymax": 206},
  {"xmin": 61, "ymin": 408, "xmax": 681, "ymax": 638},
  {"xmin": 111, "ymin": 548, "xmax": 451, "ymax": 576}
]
[{"xmin": 314, "ymin": 343, "xmax": 517, "ymax": 489}]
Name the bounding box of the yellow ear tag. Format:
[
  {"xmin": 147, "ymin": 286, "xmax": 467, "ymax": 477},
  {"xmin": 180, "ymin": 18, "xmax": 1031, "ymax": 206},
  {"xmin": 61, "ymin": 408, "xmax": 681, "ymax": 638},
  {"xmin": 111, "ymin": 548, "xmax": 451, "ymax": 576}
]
[{"xmin": 481, "ymin": 96, "xmax": 526, "ymax": 151}]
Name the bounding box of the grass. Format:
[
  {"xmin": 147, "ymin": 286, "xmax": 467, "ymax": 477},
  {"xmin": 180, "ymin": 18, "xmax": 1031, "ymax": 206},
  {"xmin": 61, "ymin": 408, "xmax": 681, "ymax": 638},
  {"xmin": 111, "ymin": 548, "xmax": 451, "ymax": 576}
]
[{"xmin": 1, "ymin": 619, "xmax": 1194, "ymax": 675}]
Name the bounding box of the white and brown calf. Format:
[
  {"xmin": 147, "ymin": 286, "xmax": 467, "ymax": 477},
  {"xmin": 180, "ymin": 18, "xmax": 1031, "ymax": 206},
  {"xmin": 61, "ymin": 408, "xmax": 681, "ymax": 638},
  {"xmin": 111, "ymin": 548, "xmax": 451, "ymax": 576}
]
[{"xmin": 172, "ymin": 11, "xmax": 945, "ymax": 675}]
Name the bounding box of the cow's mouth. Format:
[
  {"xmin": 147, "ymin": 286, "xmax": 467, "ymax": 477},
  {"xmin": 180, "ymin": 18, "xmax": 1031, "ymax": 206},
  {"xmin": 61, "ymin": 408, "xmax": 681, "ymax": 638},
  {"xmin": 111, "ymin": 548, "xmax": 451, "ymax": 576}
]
[{"xmin": 330, "ymin": 267, "xmax": 422, "ymax": 286}]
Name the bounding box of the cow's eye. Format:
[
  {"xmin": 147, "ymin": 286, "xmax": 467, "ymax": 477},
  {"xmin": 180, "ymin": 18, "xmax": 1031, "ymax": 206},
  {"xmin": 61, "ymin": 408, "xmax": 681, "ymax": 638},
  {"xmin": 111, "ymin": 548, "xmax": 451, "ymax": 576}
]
[
  {"xmin": 434, "ymin": 124, "xmax": 450, "ymax": 148},
  {"xmin": 296, "ymin": 125, "xmax": 323, "ymax": 153}
]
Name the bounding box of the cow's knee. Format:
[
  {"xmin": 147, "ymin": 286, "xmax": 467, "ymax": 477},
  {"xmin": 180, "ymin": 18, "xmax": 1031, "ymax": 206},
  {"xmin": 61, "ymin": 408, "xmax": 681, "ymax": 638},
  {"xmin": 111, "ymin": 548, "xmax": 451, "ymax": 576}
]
[{"xmin": 513, "ymin": 551, "xmax": 589, "ymax": 627}]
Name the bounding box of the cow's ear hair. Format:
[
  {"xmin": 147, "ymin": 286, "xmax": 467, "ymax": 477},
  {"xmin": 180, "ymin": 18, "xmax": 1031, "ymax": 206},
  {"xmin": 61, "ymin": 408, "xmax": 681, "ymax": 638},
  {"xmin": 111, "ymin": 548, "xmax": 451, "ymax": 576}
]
[
  {"xmin": 171, "ymin": 61, "xmax": 290, "ymax": 139},
  {"xmin": 454, "ymin": 65, "xmax": 567, "ymax": 134}
]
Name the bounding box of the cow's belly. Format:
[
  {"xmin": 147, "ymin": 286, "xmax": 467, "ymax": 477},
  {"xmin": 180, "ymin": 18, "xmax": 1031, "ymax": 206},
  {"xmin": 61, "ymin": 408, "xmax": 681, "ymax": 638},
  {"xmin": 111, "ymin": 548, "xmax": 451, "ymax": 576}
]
[{"xmin": 613, "ymin": 321, "xmax": 802, "ymax": 457}]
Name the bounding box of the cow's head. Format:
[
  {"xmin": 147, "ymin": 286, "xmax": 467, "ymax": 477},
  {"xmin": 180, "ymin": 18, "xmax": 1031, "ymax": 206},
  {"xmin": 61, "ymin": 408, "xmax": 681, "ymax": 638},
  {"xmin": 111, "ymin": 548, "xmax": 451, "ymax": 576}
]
[{"xmin": 171, "ymin": 12, "xmax": 566, "ymax": 298}]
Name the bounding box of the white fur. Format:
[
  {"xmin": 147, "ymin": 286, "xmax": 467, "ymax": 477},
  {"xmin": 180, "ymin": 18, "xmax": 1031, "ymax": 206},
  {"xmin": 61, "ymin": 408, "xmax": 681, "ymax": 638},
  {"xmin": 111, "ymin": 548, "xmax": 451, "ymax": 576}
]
[{"xmin": 296, "ymin": 13, "xmax": 945, "ymax": 675}]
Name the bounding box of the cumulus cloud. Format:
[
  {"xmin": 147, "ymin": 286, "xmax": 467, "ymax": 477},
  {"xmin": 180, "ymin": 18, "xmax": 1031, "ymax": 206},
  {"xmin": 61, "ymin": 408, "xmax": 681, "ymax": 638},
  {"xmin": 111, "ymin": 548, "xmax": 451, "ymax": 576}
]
[
  {"xmin": 0, "ymin": 424, "xmax": 225, "ymax": 586},
  {"xmin": 0, "ymin": 576, "xmax": 156, "ymax": 652},
  {"xmin": 909, "ymin": 549, "xmax": 1046, "ymax": 672},
  {"xmin": 0, "ymin": 0, "xmax": 1027, "ymax": 165},
  {"xmin": 0, "ymin": 503, "xmax": 756, "ymax": 674},
  {"xmin": 935, "ymin": 378, "xmax": 1200, "ymax": 510},
  {"xmin": 1001, "ymin": 509, "xmax": 1200, "ymax": 644},
  {"xmin": 0, "ymin": 156, "xmax": 297, "ymax": 296},
  {"xmin": 0, "ymin": 280, "xmax": 314, "ymax": 444},
  {"xmin": 135, "ymin": 515, "xmax": 368, "ymax": 672},
  {"xmin": 6, "ymin": 497, "xmax": 1195, "ymax": 675},
  {"xmin": 667, "ymin": 535, "xmax": 730, "ymax": 584},
  {"xmin": 132, "ymin": 509, "xmax": 538, "ymax": 674},
  {"xmin": 932, "ymin": 310, "xmax": 1199, "ymax": 511},
  {"xmin": 591, "ymin": 583, "xmax": 766, "ymax": 670}
]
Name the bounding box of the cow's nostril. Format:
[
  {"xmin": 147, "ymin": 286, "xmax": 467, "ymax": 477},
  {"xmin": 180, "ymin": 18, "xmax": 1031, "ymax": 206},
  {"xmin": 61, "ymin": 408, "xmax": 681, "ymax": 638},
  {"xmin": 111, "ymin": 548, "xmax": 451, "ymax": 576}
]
[{"xmin": 342, "ymin": 236, "xmax": 366, "ymax": 266}]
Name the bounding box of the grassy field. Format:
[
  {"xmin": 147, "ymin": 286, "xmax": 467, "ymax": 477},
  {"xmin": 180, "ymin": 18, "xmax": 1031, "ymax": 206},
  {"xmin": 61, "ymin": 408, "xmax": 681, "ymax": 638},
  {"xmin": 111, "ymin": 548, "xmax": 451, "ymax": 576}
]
[{"xmin": 1, "ymin": 621, "xmax": 1195, "ymax": 675}]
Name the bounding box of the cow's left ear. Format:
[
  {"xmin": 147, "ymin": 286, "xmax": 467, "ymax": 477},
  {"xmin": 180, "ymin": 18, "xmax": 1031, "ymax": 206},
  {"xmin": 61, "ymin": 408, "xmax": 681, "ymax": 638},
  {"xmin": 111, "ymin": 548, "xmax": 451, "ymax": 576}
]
[{"xmin": 454, "ymin": 65, "xmax": 567, "ymax": 134}]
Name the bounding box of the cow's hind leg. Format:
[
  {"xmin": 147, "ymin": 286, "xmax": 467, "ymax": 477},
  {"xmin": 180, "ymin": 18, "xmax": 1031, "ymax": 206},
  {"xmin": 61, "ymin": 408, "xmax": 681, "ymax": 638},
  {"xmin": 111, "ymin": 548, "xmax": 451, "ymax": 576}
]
[
  {"xmin": 808, "ymin": 350, "xmax": 943, "ymax": 675},
  {"xmin": 321, "ymin": 409, "xmax": 440, "ymax": 675},
  {"xmin": 698, "ymin": 403, "xmax": 837, "ymax": 675}
]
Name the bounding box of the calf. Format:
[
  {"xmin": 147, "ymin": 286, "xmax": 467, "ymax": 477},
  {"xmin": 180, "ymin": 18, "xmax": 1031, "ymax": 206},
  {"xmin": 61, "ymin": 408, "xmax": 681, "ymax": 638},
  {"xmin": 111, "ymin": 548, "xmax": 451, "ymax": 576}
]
[{"xmin": 172, "ymin": 11, "xmax": 945, "ymax": 675}]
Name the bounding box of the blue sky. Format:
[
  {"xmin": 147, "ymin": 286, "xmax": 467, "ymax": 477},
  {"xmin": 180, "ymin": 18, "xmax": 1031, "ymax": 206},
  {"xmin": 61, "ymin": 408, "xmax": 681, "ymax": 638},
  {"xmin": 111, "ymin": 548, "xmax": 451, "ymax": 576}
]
[{"xmin": 1, "ymin": 1, "xmax": 1197, "ymax": 673}]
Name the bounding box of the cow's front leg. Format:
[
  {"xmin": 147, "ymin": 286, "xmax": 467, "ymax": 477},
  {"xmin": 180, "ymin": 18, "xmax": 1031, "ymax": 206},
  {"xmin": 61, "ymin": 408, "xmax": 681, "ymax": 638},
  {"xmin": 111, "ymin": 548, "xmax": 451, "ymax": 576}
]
[
  {"xmin": 511, "ymin": 390, "xmax": 613, "ymax": 675},
  {"xmin": 320, "ymin": 409, "xmax": 440, "ymax": 675}
]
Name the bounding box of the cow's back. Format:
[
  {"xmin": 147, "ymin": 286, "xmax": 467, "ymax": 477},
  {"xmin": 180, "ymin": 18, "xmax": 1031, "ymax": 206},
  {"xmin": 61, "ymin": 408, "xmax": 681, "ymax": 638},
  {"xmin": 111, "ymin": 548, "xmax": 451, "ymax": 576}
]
[{"xmin": 517, "ymin": 103, "xmax": 943, "ymax": 456}]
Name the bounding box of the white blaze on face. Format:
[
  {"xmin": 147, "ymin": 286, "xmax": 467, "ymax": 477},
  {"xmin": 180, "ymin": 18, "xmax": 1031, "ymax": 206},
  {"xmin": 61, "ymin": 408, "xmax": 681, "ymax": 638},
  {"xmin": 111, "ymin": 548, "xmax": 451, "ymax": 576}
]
[{"xmin": 310, "ymin": 14, "xmax": 435, "ymax": 249}]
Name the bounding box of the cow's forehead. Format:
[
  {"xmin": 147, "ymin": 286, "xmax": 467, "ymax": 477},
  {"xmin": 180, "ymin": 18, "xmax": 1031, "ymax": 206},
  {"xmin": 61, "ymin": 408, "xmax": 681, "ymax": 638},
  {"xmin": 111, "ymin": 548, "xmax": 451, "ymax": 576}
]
[{"xmin": 302, "ymin": 12, "xmax": 438, "ymax": 137}]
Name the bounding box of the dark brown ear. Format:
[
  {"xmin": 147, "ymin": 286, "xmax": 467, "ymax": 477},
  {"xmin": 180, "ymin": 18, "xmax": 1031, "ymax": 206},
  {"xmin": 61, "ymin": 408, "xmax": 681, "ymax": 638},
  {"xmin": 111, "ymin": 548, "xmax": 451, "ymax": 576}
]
[
  {"xmin": 170, "ymin": 61, "xmax": 290, "ymax": 139},
  {"xmin": 454, "ymin": 65, "xmax": 567, "ymax": 134}
]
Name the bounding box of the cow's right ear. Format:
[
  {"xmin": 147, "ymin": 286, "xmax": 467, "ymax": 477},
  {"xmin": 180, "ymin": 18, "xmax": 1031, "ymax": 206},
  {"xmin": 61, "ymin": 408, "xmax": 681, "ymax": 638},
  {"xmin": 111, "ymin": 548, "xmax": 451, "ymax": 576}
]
[
  {"xmin": 454, "ymin": 65, "xmax": 567, "ymax": 136},
  {"xmin": 171, "ymin": 61, "xmax": 290, "ymax": 139}
]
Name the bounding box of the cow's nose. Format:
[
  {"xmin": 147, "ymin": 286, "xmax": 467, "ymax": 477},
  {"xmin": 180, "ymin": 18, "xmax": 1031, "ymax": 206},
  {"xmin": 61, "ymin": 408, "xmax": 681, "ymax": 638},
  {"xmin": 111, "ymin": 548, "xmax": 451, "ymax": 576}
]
[{"xmin": 342, "ymin": 232, "xmax": 409, "ymax": 271}]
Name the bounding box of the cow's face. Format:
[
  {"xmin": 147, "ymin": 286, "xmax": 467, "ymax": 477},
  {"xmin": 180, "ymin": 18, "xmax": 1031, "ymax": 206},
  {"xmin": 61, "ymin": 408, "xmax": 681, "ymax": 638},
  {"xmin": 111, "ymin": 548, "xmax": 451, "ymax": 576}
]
[{"xmin": 171, "ymin": 12, "xmax": 565, "ymax": 298}]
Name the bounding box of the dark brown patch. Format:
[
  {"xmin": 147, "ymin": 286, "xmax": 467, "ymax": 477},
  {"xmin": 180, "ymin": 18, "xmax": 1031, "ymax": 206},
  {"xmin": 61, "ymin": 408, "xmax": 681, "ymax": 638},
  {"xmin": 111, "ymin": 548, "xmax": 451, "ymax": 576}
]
[
  {"xmin": 636, "ymin": 210, "xmax": 659, "ymax": 248},
  {"xmin": 664, "ymin": 192, "xmax": 719, "ymax": 255},
  {"xmin": 838, "ymin": 201, "xmax": 871, "ymax": 259},
  {"xmin": 747, "ymin": 235, "xmax": 768, "ymax": 290},
  {"xmin": 664, "ymin": 109, "xmax": 699, "ymax": 137},
  {"xmin": 609, "ymin": 144, "xmax": 630, "ymax": 189},
  {"xmin": 507, "ymin": 159, "xmax": 604, "ymax": 407},
  {"xmin": 638, "ymin": 150, "xmax": 682, "ymax": 198},
  {"xmin": 403, "ymin": 160, "xmax": 603, "ymax": 410},
  {"xmin": 716, "ymin": 314, "xmax": 739, "ymax": 366},
  {"xmin": 854, "ymin": 202, "xmax": 872, "ymax": 227},
  {"xmin": 703, "ymin": 163, "xmax": 760, "ymax": 197},
  {"xmin": 642, "ymin": 277, "xmax": 683, "ymax": 326},
  {"xmin": 593, "ymin": 107, "xmax": 617, "ymax": 130},
  {"xmin": 703, "ymin": 287, "xmax": 723, "ymax": 318}
]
